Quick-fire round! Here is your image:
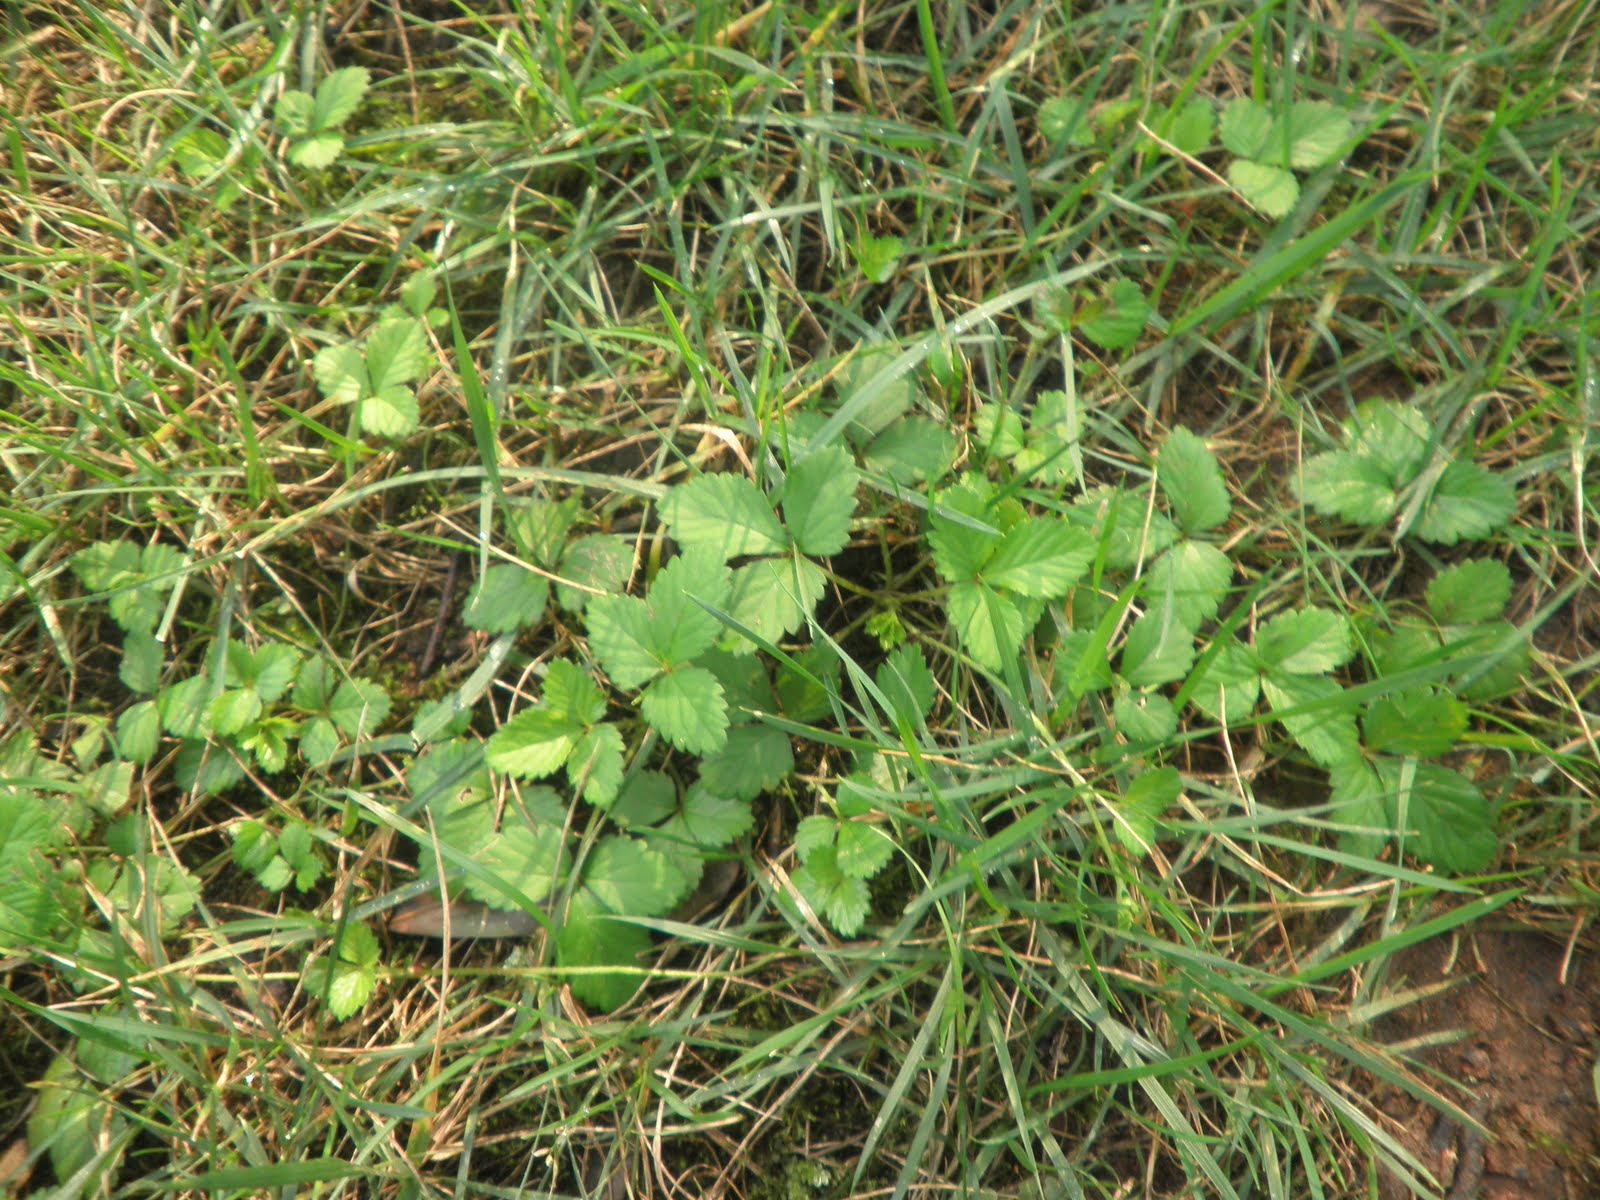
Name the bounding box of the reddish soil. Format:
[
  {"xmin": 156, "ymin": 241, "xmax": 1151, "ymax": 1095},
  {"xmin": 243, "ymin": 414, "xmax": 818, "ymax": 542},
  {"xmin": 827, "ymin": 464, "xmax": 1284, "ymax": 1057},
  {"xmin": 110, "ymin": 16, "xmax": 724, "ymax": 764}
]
[{"xmin": 1376, "ymin": 928, "xmax": 1599, "ymax": 1199}]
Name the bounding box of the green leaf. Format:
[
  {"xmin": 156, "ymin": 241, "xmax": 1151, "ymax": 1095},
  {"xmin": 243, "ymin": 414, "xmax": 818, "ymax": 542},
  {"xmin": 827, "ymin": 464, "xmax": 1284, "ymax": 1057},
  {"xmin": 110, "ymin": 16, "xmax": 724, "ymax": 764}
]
[
  {"xmin": 0, "ymin": 791, "xmax": 64, "ymax": 939},
  {"xmin": 364, "ymin": 315, "xmax": 430, "ymax": 394},
  {"xmin": 1381, "ymin": 759, "xmax": 1497, "ymax": 873},
  {"xmin": 359, "ymin": 386, "xmax": 419, "ymax": 438},
  {"xmin": 1113, "ymin": 688, "xmax": 1178, "ymax": 744},
  {"xmin": 323, "ymin": 955, "xmax": 375, "ymax": 1020},
  {"xmin": 115, "ymin": 700, "xmax": 161, "ymax": 764},
  {"xmin": 948, "ymin": 581, "xmax": 1027, "ymax": 673},
  {"xmin": 119, "ymin": 632, "xmax": 162, "ymax": 695},
  {"xmin": 1369, "ymin": 624, "xmax": 1442, "ymax": 678},
  {"xmin": 300, "ymin": 717, "xmax": 340, "ymax": 767},
  {"xmin": 1349, "ymin": 400, "xmax": 1431, "ymax": 482},
  {"xmin": 1297, "ymin": 451, "xmax": 1399, "ymax": 526},
  {"xmin": 1426, "ymin": 559, "xmax": 1511, "ymax": 625},
  {"xmin": 1145, "ymin": 540, "xmax": 1233, "ymax": 631},
  {"xmin": 242, "ymin": 717, "xmax": 294, "ymax": 773},
  {"xmin": 610, "ymin": 772, "xmax": 678, "ymax": 828},
  {"xmin": 1414, "ymin": 460, "xmax": 1516, "ymax": 545},
  {"xmin": 782, "ymin": 446, "xmax": 860, "ymax": 557},
  {"xmin": 698, "ymin": 647, "xmax": 777, "ymax": 715},
  {"xmin": 582, "ymin": 835, "xmax": 681, "ymax": 915},
  {"xmin": 834, "ymin": 820, "xmax": 895, "ymax": 879},
  {"xmin": 1121, "ymin": 604, "xmax": 1196, "ymax": 688},
  {"xmin": 1162, "ymin": 98, "xmax": 1215, "ymax": 155},
  {"xmin": 1077, "ymin": 278, "xmax": 1150, "ymax": 351},
  {"xmin": 248, "ymin": 643, "xmax": 301, "ymax": 703},
  {"xmin": 669, "ymin": 783, "xmax": 754, "ymax": 847},
  {"xmin": 159, "ymin": 674, "xmax": 212, "ymax": 739},
  {"xmin": 541, "ymin": 659, "xmax": 606, "ymax": 725},
  {"xmin": 505, "ymin": 497, "xmax": 580, "ymax": 566},
  {"xmin": 1187, "ymin": 638, "xmax": 1262, "ymax": 725},
  {"xmin": 1285, "ymin": 101, "xmax": 1352, "ymax": 169},
  {"xmin": 210, "ymin": 689, "xmax": 262, "ymax": 737},
  {"xmin": 863, "ymin": 417, "xmax": 956, "ymax": 486},
  {"xmin": 1069, "ymin": 486, "xmax": 1179, "ymax": 570},
  {"xmin": 464, "ymin": 564, "xmax": 549, "ymax": 633},
  {"xmin": 926, "ymin": 478, "xmax": 1000, "ymax": 582},
  {"xmin": 1256, "ymin": 607, "xmax": 1353, "ymax": 676},
  {"xmin": 1228, "ymin": 159, "xmax": 1299, "ymax": 219},
  {"xmin": 568, "ymin": 724, "xmax": 624, "ymax": 808},
  {"xmin": 327, "ymin": 677, "xmax": 390, "ymax": 737},
  {"xmin": 833, "ymin": 342, "xmax": 921, "ymax": 440},
  {"xmin": 640, "ymin": 668, "xmax": 728, "ymax": 754},
  {"xmin": 312, "ymin": 67, "xmax": 370, "ymax": 131},
  {"xmin": 28, "ymin": 1053, "xmax": 123, "ymax": 1187},
  {"xmin": 791, "ymin": 845, "xmax": 870, "ymax": 936},
  {"xmin": 485, "ymin": 709, "xmax": 578, "ymax": 780},
  {"xmin": 795, "ymin": 814, "xmax": 835, "ymax": 862},
  {"xmin": 854, "ymin": 233, "xmax": 903, "ymax": 283},
  {"xmin": 587, "ymin": 595, "xmax": 661, "ymax": 689},
  {"xmin": 1115, "ymin": 766, "xmax": 1180, "ymax": 856},
  {"xmin": 232, "ymin": 821, "xmax": 278, "ymax": 875},
  {"xmin": 776, "ymin": 645, "xmax": 841, "ymax": 722},
  {"xmin": 1219, "ymin": 97, "xmax": 1272, "ymax": 158},
  {"xmin": 292, "ymin": 656, "xmax": 337, "ymax": 711},
  {"xmin": 643, "ymin": 548, "xmax": 732, "ymax": 665},
  {"xmin": 1443, "ymin": 620, "xmax": 1529, "ymax": 701},
  {"xmin": 1329, "ymin": 760, "xmax": 1392, "ymax": 860},
  {"xmin": 556, "ymin": 534, "xmax": 632, "ymax": 613},
  {"xmin": 698, "ymin": 725, "xmax": 794, "ymax": 800},
  {"xmin": 723, "ymin": 555, "xmax": 828, "ymax": 650},
  {"xmin": 981, "ymin": 519, "xmax": 1093, "ymax": 598},
  {"xmin": 875, "ymin": 644, "xmax": 936, "ymax": 725},
  {"xmin": 1158, "ymin": 427, "xmax": 1231, "ymax": 534},
  {"xmin": 557, "ymin": 890, "xmax": 651, "ymax": 1011},
  {"xmin": 274, "ymin": 89, "xmax": 315, "ymax": 137},
  {"xmin": 1363, "ymin": 688, "xmax": 1468, "ymax": 757},
  {"xmin": 288, "ymin": 134, "xmax": 344, "ymax": 168},
  {"xmin": 658, "ymin": 473, "xmax": 786, "ymax": 560},
  {"xmin": 469, "ymin": 821, "xmax": 565, "ymax": 909},
  {"xmin": 974, "ymin": 403, "xmax": 1027, "ymax": 459},
  {"xmin": 1037, "ymin": 95, "xmax": 1094, "ymax": 147},
  {"xmin": 1262, "ymin": 674, "xmax": 1361, "ymax": 768}
]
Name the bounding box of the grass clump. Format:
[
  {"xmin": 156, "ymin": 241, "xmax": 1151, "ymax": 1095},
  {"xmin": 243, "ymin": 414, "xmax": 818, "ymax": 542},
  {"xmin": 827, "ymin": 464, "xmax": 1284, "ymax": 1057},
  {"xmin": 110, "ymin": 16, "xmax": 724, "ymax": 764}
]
[{"xmin": 2, "ymin": 2, "xmax": 1597, "ymax": 1197}]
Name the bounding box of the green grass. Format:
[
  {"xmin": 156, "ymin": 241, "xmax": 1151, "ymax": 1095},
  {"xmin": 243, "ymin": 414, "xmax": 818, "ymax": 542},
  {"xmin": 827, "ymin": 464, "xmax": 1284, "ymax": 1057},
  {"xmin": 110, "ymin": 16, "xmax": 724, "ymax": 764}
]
[{"xmin": 2, "ymin": 1, "xmax": 1597, "ymax": 1197}]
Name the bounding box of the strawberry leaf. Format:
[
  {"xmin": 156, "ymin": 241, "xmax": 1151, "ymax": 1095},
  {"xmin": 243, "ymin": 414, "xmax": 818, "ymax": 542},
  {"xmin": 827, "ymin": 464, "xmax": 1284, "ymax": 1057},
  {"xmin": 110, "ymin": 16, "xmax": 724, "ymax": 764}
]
[
  {"xmin": 464, "ymin": 564, "xmax": 549, "ymax": 633},
  {"xmin": 1256, "ymin": 607, "xmax": 1353, "ymax": 676},
  {"xmin": 640, "ymin": 668, "xmax": 728, "ymax": 754},
  {"xmin": 1426, "ymin": 559, "xmax": 1511, "ymax": 625},
  {"xmin": 1414, "ymin": 460, "xmax": 1516, "ymax": 545},
  {"xmin": 1158, "ymin": 427, "xmax": 1231, "ymax": 534},
  {"xmin": 981, "ymin": 518, "xmax": 1093, "ymax": 597},
  {"xmin": 659, "ymin": 473, "xmax": 786, "ymax": 560},
  {"xmin": 781, "ymin": 446, "xmax": 860, "ymax": 557}
]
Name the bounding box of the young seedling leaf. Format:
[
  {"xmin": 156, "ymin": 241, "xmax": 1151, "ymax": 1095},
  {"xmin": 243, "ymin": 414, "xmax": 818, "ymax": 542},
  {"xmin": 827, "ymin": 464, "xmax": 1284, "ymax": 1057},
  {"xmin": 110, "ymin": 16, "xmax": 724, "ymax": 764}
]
[
  {"xmin": 1286, "ymin": 101, "xmax": 1352, "ymax": 169},
  {"xmin": 640, "ymin": 668, "xmax": 728, "ymax": 754},
  {"xmin": 834, "ymin": 821, "xmax": 895, "ymax": 879},
  {"xmin": 792, "ymin": 844, "xmax": 870, "ymax": 936},
  {"xmin": 1414, "ymin": 460, "xmax": 1516, "ymax": 545},
  {"xmin": 1219, "ymin": 97, "xmax": 1272, "ymax": 158},
  {"xmin": 1426, "ymin": 559, "xmax": 1511, "ymax": 626},
  {"xmin": 464, "ymin": 564, "xmax": 549, "ymax": 633},
  {"xmin": 1229, "ymin": 159, "xmax": 1299, "ymax": 219},
  {"xmin": 312, "ymin": 67, "xmax": 370, "ymax": 131},
  {"xmin": 365, "ymin": 315, "xmax": 430, "ymax": 394},
  {"xmin": 658, "ymin": 473, "xmax": 786, "ymax": 560},
  {"xmin": 1162, "ymin": 98, "xmax": 1215, "ymax": 155},
  {"xmin": 288, "ymin": 135, "xmax": 345, "ymax": 169},
  {"xmin": 875, "ymin": 644, "xmax": 937, "ymax": 725},
  {"xmin": 1038, "ymin": 95, "xmax": 1094, "ymax": 147},
  {"xmin": 854, "ymin": 234, "xmax": 903, "ymax": 283},
  {"xmin": 1158, "ymin": 427, "xmax": 1231, "ymax": 534},
  {"xmin": 981, "ymin": 519, "xmax": 1094, "ymax": 597},
  {"xmin": 1256, "ymin": 607, "xmax": 1353, "ymax": 676}
]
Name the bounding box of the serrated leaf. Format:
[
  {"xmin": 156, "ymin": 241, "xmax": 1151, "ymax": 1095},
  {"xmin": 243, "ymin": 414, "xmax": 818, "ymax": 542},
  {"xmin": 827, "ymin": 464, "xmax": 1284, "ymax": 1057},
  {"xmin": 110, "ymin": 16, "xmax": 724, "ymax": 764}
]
[
  {"xmin": 1228, "ymin": 159, "xmax": 1298, "ymax": 219},
  {"xmin": 359, "ymin": 386, "xmax": 419, "ymax": 438},
  {"xmin": 1113, "ymin": 689, "xmax": 1178, "ymax": 744},
  {"xmin": 834, "ymin": 821, "xmax": 894, "ymax": 879},
  {"xmin": 982, "ymin": 519, "xmax": 1093, "ymax": 598},
  {"xmin": 1121, "ymin": 603, "xmax": 1196, "ymax": 688},
  {"xmin": 659, "ymin": 473, "xmax": 786, "ymax": 560},
  {"xmin": 1297, "ymin": 451, "xmax": 1399, "ymax": 526},
  {"xmin": 863, "ymin": 417, "xmax": 956, "ymax": 486},
  {"xmin": 1426, "ymin": 559, "xmax": 1511, "ymax": 625},
  {"xmin": 1145, "ymin": 540, "xmax": 1232, "ymax": 631},
  {"xmin": 974, "ymin": 403, "xmax": 1027, "ymax": 458},
  {"xmin": 948, "ymin": 581, "xmax": 1027, "ymax": 673},
  {"xmin": 793, "ymin": 845, "xmax": 871, "ymax": 936},
  {"xmin": 1414, "ymin": 460, "xmax": 1516, "ymax": 545},
  {"xmin": 327, "ymin": 677, "xmax": 390, "ymax": 737},
  {"xmin": 587, "ymin": 595, "xmax": 661, "ymax": 689},
  {"xmin": 324, "ymin": 957, "xmax": 375, "ymax": 1019},
  {"xmin": 299, "ymin": 716, "xmax": 340, "ymax": 768},
  {"xmin": 292, "ymin": 656, "xmax": 337, "ymax": 711},
  {"xmin": 854, "ymin": 233, "xmax": 902, "ymax": 283},
  {"xmin": 505, "ymin": 496, "xmax": 580, "ymax": 566},
  {"xmin": 243, "ymin": 717, "xmax": 293, "ymax": 773},
  {"xmin": 542, "ymin": 660, "xmax": 606, "ymax": 725},
  {"xmin": 1187, "ymin": 638, "xmax": 1262, "ymax": 724},
  {"xmin": 1077, "ymin": 278, "xmax": 1150, "ymax": 351},
  {"xmin": 158, "ymin": 674, "xmax": 212, "ymax": 739},
  {"xmin": 115, "ymin": 700, "xmax": 161, "ymax": 764},
  {"xmin": 556, "ymin": 534, "xmax": 631, "ymax": 613},
  {"xmin": 795, "ymin": 814, "xmax": 836, "ymax": 862},
  {"xmin": 1068, "ymin": 486, "xmax": 1179, "ymax": 570},
  {"xmin": 640, "ymin": 668, "xmax": 727, "ymax": 754},
  {"xmin": 834, "ymin": 342, "xmax": 920, "ymax": 440},
  {"xmin": 582, "ymin": 835, "xmax": 679, "ymax": 915},
  {"xmin": 469, "ymin": 821, "xmax": 565, "ymax": 909},
  {"xmin": 926, "ymin": 478, "xmax": 1000, "ymax": 582},
  {"xmin": 643, "ymin": 548, "xmax": 732, "ymax": 665},
  {"xmin": 485, "ymin": 709, "xmax": 578, "ymax": 780},
  {"xmin": 568, "ymin": 724, "xmax": 624, "ymax": 808},
  {"xmin": 364, "ymin": 316, "xmax": 430, "ymax": 393},
  {"xmin": 233, "ymin": 821, "xmax": 278, "ymax": 875},
  {"xmin": 776, "ymin": 644, "xmax": 841, "ymax": 722},
  {"xmin": 312, "ymin": 66, "xmax": 369, "ymax": 131},
  {"xmin": 1219, "ymin": 97, "xmax": 1272, "ymax": 158},
  {"xmin": 875, "ymin": 643, "xmax": 936, "ymax": 725},
  {"xmin": 1262, "ymin": 673, "xmax": 1361, "ymax": 768},
  {"xmin": 1163, "ymin": 98, "xmax": 1215, "ymax": 155},
  {"xmin": 610, "ymin": 772, "xmax": 677, "ymax": 828},
  {"xmin": 249, "ymin": 643, "xmax": 300, "ymax": 703},
  {"xmin": 1348, "ymin": 400, "xmax": 1432, "ymax": 482},
  {"xmin": 1159, "ymin": 427, "xmax": 1231, "ymax": 534},
  {"xmin": 120, "ymin": 631, "xmax": 162, "ymax": 694},
  {"xmin": 274, "ymin": 90, "xmax": 314, "ymax": 137},
  {"xmin": 1363, "ymin": 688, "xmax": 1467, "ymax": 757},
  {"xmin": 1256, "ymin": 607, "xmax": 1353, "ymax": 675},
  {"xmin": 557, "ymin": 890, "xmax": 651, "ymax": 1011},
  {"xmin": 671, "ymin": 784, "xmax": 754, "ymax": 847},
  {"xmin": 1038, "ymin": 95, "xmax": 1094, "ymax": 146},
  {"xmin": 781, "ymin": 446, "xmax": 860, "ymax": 557},
  {"xmin": 1115, "ymin": 766, "xmax": 1180, "ymax": 856},
  {"xmin": 1369, "ymin": 624, "xmax": 1442, "ymax": 678},
  {"xmin": 464, "ymin": 564, "xmax": 549, "ymax": 633},
  {"xmin": 288, "ymin": 134, "xmax": 344, "ymax": 168},
  {"xmin": 1286, "ymin": 100, "xmax": 1351, "ymax": 169},
  {"xmin": 1329, "ymin": 760, "xmax": 1391, "ymax": 859},
  {"xmin": 698, "ymin": 647, "xmax": 776, "ymax": 715},
  {"xmin": 722, "ymin": 555, "xmax": 827, "ymax": 651},
  {"xmin": 1381, "ymin": 759, "xmax": 1497, "ymax": 873},
  {"xmin": 698, "ymin": 725, "xmax": 794, "ymax": 800},
  {"xmin": 1443, "ymin": 619, "xmax": 1529, "ymax": 701}
]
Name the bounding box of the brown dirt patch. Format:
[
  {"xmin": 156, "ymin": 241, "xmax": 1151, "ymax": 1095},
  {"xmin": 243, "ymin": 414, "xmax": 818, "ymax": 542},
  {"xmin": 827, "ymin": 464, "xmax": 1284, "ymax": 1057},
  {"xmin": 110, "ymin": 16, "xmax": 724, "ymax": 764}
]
[{"xmin": 1376, "ymin": 928, "xmax": 1600, "ymax": 1199}]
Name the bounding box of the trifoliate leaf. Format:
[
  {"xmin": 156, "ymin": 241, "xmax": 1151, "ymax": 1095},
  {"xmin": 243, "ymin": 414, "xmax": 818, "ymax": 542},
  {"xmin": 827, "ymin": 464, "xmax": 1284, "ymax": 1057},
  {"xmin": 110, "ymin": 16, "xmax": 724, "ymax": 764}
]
[
  {"xmin": 1115, "ymin": 766, "xmax": 1180, "ymax": 856},
  {"xmin": 587, "ymin": 595, "xmax": 661, "ymax": 689},
  {"xmin": 115, "ymin": 700, "xmax": 161, "ymax": 764},
  {"xmin": 120, "ymin": 631, "xmax": 162, "ymax": 695},
  {"xmin": 364, "ymin": 315, "xmax": 430, "ymax": 394},
  {"xmin": 723, "ymin": 555, "xmax": 827, "ymax": 651},
  {"xmin": 1145, "ymin": 540, "xmax": 1233, "ymax": 631},
  {"xmin": 791, "ymin": 844, "xmax": 871, "ymax": 936},
  {"xmin": 312, "ymin": 67, "xmax": 370, "ymax": 132},
  {"xmin": 875, "ymin": 644, "xmax": 937, "ymax": 725},
  {"xmin": 359, "ymin": 386, "xmax": 419, "ymax": 439},
  {"xmin": 1121, "ymin": 604, "xmax": 1196, "ymax": 688},
  {"xmin": 781, "ymin": 446, "xmax": 861, "ymax": 557},
  {"xmin": 610, "ymin": 772, "xmax": 677, "ymax": 829},
  {"xmin": 834, "ymin": 821, "xmax": 895, "ymax": 879},
  {"xmin": 1228, "ymin": 159, "xmax": 1298, "ymax": 219},
  {"xmin": 1256, "ymin": 607, "xmax": 1353, "ymax": 676},
  {"xmin": 541, "ymin": 659, "xmax": 606, "ymax": 725},
  {"xmin": 1262, "ymin": 674, "xmax": 1361, "ymax": 768},
  {"xmin": 464, "ymin": 564, "xmax": 549, "ymax": 633},
  {"xmin": 658, "ymin": 473, "xmax": 786, "ymax": 560},
  {"xmin": 1349, "ymin": 401, "xmax": 1432, "ymax": 482},
  {"xmin": 485, "ymin": 709, "xmax": 578, "ymax": 780},
  {"xmin": 1297, "ymin": 451, "xmax": 1399, "ymax": 526},
  {"xmin": 698, "ymin": 724, "xmax": 794, "ymax": 800},
  {"xmin": 1187, "ymin": 638, "xmax": 1262, "ymax": 724},
  {"xmin": 1014, "ymin": 389, "xmax": 1081, "ymax": 485},
  {"xmin": 557, "ymin": 890, "xmax": 651, "ymax": 1011},
  {"xmin": 1077, "ymin": 278, "xmax": 1150, "ymax": 351},
  {"xmin": 1380, "ymin": 759, "xmax": 1496, "ymax": 873},
  {"xmin": 1113, "ymin": 688, "xmax": 1178, "ymax": 744},
  {"xmin": 582, "ymin": 835, "xmax": 680, "ymax": 915},
  {"xmin": 1069, "ymin": 486, "xmax": 1179, "ymax": 570},
  {"xmin": 243, "ymin": 717, "xmax": 294, "ymax": 773},
  {"xmin": 640, "ymin": 668, "xmax": 728, "ymax": 755},
  {"xmin": 327, "ymin": 677, "xmax": 390, "ymax": 737},
  {"xmin": 1414, "ymin": 460, "xmax": 1516, "ymax": 545},
  {"xmin": 1363, "ymin": 688, "xmax": 1468, "ymax": 757},
  {"xmin": 568, "ymin": 724, "xmax": 624, "ymax": 808},
  {"xmin": 556, "ymin": 534, "xmax": 631, "ymax": 613},
  {"xmin": 668, "ymin": 783, "xmax": 754, "ymax": 847},
  {"xmin": 469, "ymin": 821, "xmax": 565, "ymax": 909},
  {"xmin": 1426, "ymin": 559, "xmax": 1511, "ymax": 625},
  {"xmin": 1219, "ymin": 97, "xmax": 1272, "ymax": 158},
  {"xmin": 1285, "ymin": 101, "xmax": 1352, "ymax": 169},
  {"xmin": 863, "ymin": 417, "xmax": 956, "ymax": 486},
  {"xmin": 948, "ymin": 581, "xmax": 1027, "ymax": 673},
  {"xmin": 1158, "ymin": 427, "xmax": 1232, "ymax": 534},
  {"xmin": 981, "ymin": 519, "xmax": 1093, "ymax": 598},
  {"xmin": 926, "ymin": 478, "xmax": 1000, "ymax": 582}
]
